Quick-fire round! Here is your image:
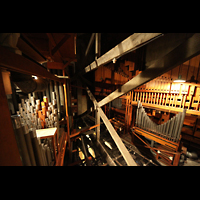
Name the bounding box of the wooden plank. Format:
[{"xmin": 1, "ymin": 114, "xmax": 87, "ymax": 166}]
[
  {"xmin": 0, "ymin": 45, "xmax": 65, "ymax": 83},
  {"xmin": 85, "ymin": 33, "xmax": 95, "ymax": 57},
  {"xmin": 97, "ymin": 33, "xmax": 200, "ymax": 108},
  {"xmin": 134, "ymin": 127, "xmax": 178, "ymax": 149},
  {"xmin": 131, "ymin": 101, "xmax": 200, "ymax": 116}
]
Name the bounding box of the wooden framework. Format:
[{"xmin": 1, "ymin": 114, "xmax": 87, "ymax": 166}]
[
  {"xmin": 131, "ymin": 128, "xmax": 182, "ymax": 166},
  {"xmin": 132, "ymin": 77, "xmax": 200, "ymax": 114},
  {"xmin": 98, "ymin": 33, "xmax": 200, "ymax": 108}
]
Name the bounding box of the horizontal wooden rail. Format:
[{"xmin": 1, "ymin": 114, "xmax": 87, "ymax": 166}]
[{"xmin": 0, "ymin": 46, "xmax": 65, "ymax": 83}]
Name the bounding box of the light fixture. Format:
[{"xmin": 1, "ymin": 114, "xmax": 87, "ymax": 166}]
[
  {"xmin": 173, "ymin": 64, "xmax": 185, "ymax": 82},
  {"xmin": 32, "ymin": 75, "xmax": 38, "ymax": 80},
  {"xmin": 173, "ymin": 75, "xmax": 186, "ymax": 82}
]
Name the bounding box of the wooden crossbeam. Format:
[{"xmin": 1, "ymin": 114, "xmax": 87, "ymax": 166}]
[
  {"xmin": 51, "ymin": 34, "xmax": 71, "ymax": 56},
  {"xmin": 84, "ymin": 33, "xmax": 163, "ymax": 73},
  {"xmin": 86, "ymin": 87, "xmax": 137, "ymax": 166},
  {"xmin": 46, "ymin": 33, "xmax": 62, "ymax": 59},
  {"xmin": 0, "ymin": 46, "xmax": 64, "ymax": 83}
]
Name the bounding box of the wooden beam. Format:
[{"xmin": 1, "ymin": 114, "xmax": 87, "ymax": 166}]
[
  {"xmin": 46, "ymin": 33, "xmax": 63, "ymax": 59},
  {"xmin": 97, "ymin": 33, "xmax": 200, "ymax": 108},
  {"xmin": 0, "ymin": 45, "xmax": 65, "ymax": 83},
  {"xmin": 84, "ymin": 33, "xmax": 163, "ymax": 73},
  {"xmin": 86, "ymin": 87, "xmax": 137, "ymax": 166},
  {"xmin": 62, "ymin": 58, "xmax": 77, "ymax": 69},
  {"xmin": 17, "ymin": 37, "xmax": 46, "ymax": 63},
  {"xmin": 51, "ymin": 34, "xmax": 71, "ymax": 56},
  {"xmin": 85, "ymin": 33, "xmax": 95, "ymax": 57},
  {"xmin": 47, "ymin": 62, "xmax": 64, "ymax": 69},
  {"xmin": 62, "ymin": 69, "xmax": 71, "ymax": 155},
  {"xmin": 0, "ymin": 70, "xmax": 22, "ymax": 166}
]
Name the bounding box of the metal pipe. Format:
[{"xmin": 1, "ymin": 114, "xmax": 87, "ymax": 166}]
[
  {"xmin": 23, "ymin": 124, "xmax": 36, "ymax": 166},
  {"xmin": 135, "ymin": 101, "xmax": 140, "ymax": 126},
  {"xmin": 45, "ymin": 82, "xmax": 50, "ymax": 105},
  {"xmin": 140, "ymin": 110, "xmax": 144, "ymax": 128},
  {"xmin": 29, "ymin": 128, "xmax": 44, "ymax": 166},
  {"xmin": 168, "ymin": 118, "xmax": 175, "ymax": 140},
  {"xmin": 176, "ymin": 109, "xmax": 186, "ymax": 141},
  {"xmin": 173, "ymin": 112, "xmax": 181, "ymax": 141},
  {"xmin": 165, "ymin": 120, "xmax": 170, "ymax": 138},
  {"xmin": 49, "ymin": 80, "xmax": 53, "ymax": 102},
  {"xmin": 54, "ymin": 80, "xmax": 60, "ymax": 116},
  {"xmin": 11, "ymin": 115, "xmax": 31, "ymax": 166}
]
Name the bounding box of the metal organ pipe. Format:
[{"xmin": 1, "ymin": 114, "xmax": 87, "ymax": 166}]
[{"xmin": 135, "ymin": 101, "xmax": 186, "ymax": 142}]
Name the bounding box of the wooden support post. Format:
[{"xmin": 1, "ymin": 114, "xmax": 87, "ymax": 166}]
[
  {"xmin": 0, "ymin": 70, "xmax": 22, "ymax": 166},
  {"xmin": 95, "ymin": 109, "xmax": 100, "ymax": 141},
  {"xmin": 62, "ymin": 69, "xmax": 71, "ymax": 160},
  {"xmin": 95, "ymin": 33, "xmax": 101, "ymax": 60}
]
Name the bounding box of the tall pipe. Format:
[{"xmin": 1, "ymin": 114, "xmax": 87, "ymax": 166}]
[
  {"xmin": 58, "ymin": 70, "xmax": 64, "ymax": 106},
  {"xmin": 11, "ymin": 115, "xmax": 31, "ymax": 166}
]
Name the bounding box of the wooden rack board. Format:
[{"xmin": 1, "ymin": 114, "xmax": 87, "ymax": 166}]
[{"xmin": 133, "ymin": 76, "xmax": 200, "ymax": 116}]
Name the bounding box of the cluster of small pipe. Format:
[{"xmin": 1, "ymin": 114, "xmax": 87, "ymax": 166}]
[
  {"xmin": 11, "ymin": 115, "xmax": 54, "ymax": 166},
  {"xmin": 14, "ymin": 92, "xmax": 60, "ymax": 166},
  {"xmin": 17, "ymin": 92, "xmax": 58, "ymax": 130}
]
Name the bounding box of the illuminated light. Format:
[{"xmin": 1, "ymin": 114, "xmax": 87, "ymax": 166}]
[
  {"xmin": 87, "ymin": 144, "xmax": 96, "ymax": 158},
  {"xmin": 104, "ymin": 141, "xmax": 112, "ymax": 150},
  {"xmin": 86, "ymin": 134, "xmax": 91, "ymax": 140},
  {"xmin": 32, "ymin": 75, "xmax": 38, "ymax": 80},
  {"xmin": 173, "ymin": 75, "xmax": 185, "ymax": 83},
  {"xmin": 173, "ymin": 79, "xmax": 186, "ymax": 83},
  {"xmin": 78, "ymin": 126, "xmax": 81, "ymax": 129},
  {"xmin": 112, "ymin": 58, "xmax": 117, "ymax": 63}
]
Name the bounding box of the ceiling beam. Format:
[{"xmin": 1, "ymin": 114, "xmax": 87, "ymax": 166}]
[
  {"xmin": 70, "ymin": 33, "xmax": 163, "ymax": 82},
  {"xmin": 51, "ymin": 34, "xmax": 71, "ymax": 56},
  {"xmin": 85, "ymin": 33, "xmax": 95, "ymax": 57},
  {"xmin": 84, "ymin": 33, "xmax": 163, "ymax": 74},
  {"xmin": 0, "ymin": 46, "xmax": 65, "ymax": 83},
  {"xmin": 97, "ymin": 33, "xmax": 200, "ymax": 108},
  {"xmin": 46, "ymin": 33, "xmax": 63, "ymax": 60}
]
